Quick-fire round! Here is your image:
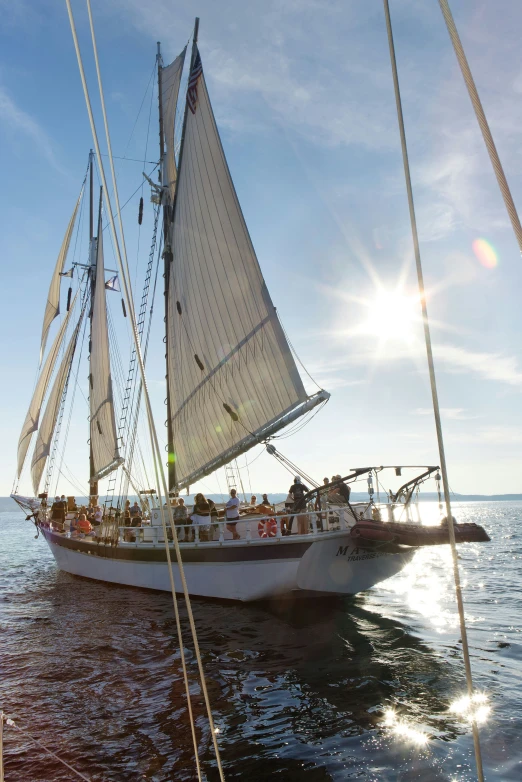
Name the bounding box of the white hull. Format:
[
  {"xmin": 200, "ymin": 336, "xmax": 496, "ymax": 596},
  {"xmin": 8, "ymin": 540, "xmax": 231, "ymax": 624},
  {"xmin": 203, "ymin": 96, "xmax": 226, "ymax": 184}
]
[{"xmin": 41, "ymin": 526, "xmax": 416, "ymax": 601}]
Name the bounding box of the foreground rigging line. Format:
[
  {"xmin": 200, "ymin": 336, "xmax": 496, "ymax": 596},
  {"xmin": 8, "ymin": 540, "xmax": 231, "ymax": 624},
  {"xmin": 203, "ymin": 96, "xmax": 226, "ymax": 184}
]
[
  {"xmin": 69, "ymin": 1, "xmax": 201, "ymax": 767},
  {"xmin": 86, "ymin": 0, "xmax": 134, "ymax": 318},
  {"xmin": 66, "ymin": 3, "xmax": 224, "ymax": 778},
  {"xmin": 382, "ymin": 2, "xmax": 484, "ymax": 780},
  {"xmin": 1, "ymin": 713, "xmax": 91, "ymax": 782},
  {"xmin": 438, "ymin": 0, "xmax": 522, "ymax": 254}
]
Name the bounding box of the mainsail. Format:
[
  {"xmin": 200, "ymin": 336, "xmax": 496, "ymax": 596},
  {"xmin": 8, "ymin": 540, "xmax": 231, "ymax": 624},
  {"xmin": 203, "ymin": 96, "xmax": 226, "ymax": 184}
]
[
  {"xmin": 17, "ymin": 291, "xmax": 79, "ymax": 479},
  {"xmin": 166, "ymin": 51, "xmax": 326, "ymax": 489},
  {"xmin": 40, "ymin": 190, "xmax": 83, "ymax": 362},
  {"xmin": 161, "ymin": 47, "xmax": 187, "ymax": 198},
  {"xmin": 31, "ymin": 317, "xmax": 83, "ymax": 495},
  {"xmin": 89, "ymin": 212, "xmax": 123, "ymax": 481}
]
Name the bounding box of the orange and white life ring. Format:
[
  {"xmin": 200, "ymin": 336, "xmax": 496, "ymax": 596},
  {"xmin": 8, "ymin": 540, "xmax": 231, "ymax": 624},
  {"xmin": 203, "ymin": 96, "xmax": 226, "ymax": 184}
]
[{"xmin": 258, "ymin": 518, "xmax": 277, "ymax": 538}]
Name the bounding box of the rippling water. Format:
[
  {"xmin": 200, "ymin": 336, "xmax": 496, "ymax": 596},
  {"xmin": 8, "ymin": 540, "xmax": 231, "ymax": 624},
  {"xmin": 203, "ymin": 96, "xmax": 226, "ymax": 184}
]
[{"xmin": 1, "ymin": 502, "xmax": 521, "ymax": 780}]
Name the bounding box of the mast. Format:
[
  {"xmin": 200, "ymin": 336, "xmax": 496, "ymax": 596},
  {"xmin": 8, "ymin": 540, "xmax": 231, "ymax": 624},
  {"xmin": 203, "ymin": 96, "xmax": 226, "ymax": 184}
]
[
  {"xmin": 89, "ymin": 149, "xmax": 94, "ymax": 241},
  {"xmin": 89, "ymin": 182, "xmax": 102, "ymax": 502},
  {"xmin": 163, "ymin": 18, "xmax": 199, "ymax": 492},
  {"xmin": 158, "ymin": 40, "xmax": 175, "ymax": 491}
]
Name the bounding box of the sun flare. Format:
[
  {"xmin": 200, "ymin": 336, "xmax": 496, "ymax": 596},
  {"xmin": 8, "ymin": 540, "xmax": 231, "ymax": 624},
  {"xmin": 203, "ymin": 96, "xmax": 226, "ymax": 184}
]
[{"xmin": 361, "ymin": 289, "xmax": 420, "ymax": 344}]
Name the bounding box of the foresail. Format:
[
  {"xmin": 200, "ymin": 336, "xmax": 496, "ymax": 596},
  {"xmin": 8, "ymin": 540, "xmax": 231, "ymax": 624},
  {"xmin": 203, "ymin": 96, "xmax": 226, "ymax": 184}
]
[
  {"xmin": 166, "ymin": 56, "xmax": 309, "ymax": 489},
  {"xmin": 89, "ymin": 219, "xmax": 122, "ymax": 481},
  {"xmin": 17, "ymin": 291, "xmax": 79, "ymax": 479},
  {"xmin": 40, "ymin": 190, "xmax": 82, "ymax": 363},
  {"xmin": 161, "ymin": 47, "xmax": 187, "ymax": 198},
  {"xmin": 31, "ymin": 317, "xmax": 83, "ymax": 495}
]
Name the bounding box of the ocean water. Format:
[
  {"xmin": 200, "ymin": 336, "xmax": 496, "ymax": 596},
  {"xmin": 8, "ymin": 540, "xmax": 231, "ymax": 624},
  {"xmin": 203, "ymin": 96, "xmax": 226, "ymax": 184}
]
[{"xmin": 0, "ymin": 502, "xmax": 520, "ymax": 781}]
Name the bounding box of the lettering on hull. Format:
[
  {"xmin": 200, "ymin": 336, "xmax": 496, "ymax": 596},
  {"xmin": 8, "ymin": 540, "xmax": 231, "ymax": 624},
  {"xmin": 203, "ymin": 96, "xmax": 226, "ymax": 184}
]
[{"xmin": 336, "ymin": 545, "xmax": 378, "ymax": 562}]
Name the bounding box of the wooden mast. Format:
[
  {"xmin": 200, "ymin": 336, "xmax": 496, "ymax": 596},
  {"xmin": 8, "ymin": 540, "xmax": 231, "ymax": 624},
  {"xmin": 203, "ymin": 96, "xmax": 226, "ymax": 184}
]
[
  {"xmin": 88, "ymin": 179, "xmax": 102, "ymax": 503},
  {"xmin": 157, "ymin": 40, "xmax": 177, "ymax": 494}
]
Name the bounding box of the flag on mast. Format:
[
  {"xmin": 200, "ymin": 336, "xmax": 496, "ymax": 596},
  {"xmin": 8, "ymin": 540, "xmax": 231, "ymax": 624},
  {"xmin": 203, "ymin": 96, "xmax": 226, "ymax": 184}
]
[
  {"xmin": 59, "ymin": 268, "xmax": 73, "ymax": 278},
  {"xmin": 186, "ymin": 50, "xmax": 203, "ymax": 114},
  {"xmin": 105, "ymin": 275, "xmax": 120, "ymax": 292}
]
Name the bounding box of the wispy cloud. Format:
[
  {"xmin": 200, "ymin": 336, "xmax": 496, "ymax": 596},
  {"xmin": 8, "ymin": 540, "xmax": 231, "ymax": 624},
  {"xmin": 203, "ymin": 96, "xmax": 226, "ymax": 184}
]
[
  {"xmin": 414, "ymin": 407, "xmax": 476, "ymax": 420},
  {"xmin": 0, "ymin": 84, "xmax": 64, "ymax": 174},
  {"xmin": 306, "ymin": 333, "xmax": 522, "ymax": 391},
  {"xmin": 438, "ymin": 344, "xmax": 522, "ymax": 388}
]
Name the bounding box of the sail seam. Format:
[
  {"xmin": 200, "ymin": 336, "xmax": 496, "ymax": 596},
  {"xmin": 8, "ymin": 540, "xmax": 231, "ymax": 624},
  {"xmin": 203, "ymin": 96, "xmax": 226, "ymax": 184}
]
[
  {"xmin": 178, "ymin": 139, "xmax": 281, "ymax": 427},
  {"xmin": 180, "ymin": 116, "xmax": 291, "ymax": 421},
  {"xmin": 199, "ymin": 78, "xmax": 306, "ymax": 399},
  {"xmin": 172, "ymin": 313, "xmax": 272, "ymax": 421},
  {"xmin": 189, "ymin": 105, "xmax": 291, "ymax": 413}
]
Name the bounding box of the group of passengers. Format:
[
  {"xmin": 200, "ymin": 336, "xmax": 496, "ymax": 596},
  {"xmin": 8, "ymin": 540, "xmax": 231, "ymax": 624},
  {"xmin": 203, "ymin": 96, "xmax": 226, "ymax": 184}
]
[
  {"xmin": 168, "ymin": 489, "xmax": 274, "ymax": 542},
  {"xmin": 122, "ymin": 500, "xmax": 143, "ymax": 526},
  {"xmin": 70, "ymin": 503, "xmax": 103, "ymax": 535},
  {"xmin": 51, "ymin": 475, "xmax": 351, "ymax": 541}
]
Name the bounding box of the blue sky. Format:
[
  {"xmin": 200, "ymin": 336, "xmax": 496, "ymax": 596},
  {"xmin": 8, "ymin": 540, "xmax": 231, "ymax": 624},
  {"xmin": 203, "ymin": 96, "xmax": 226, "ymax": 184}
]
[{"xmin": 2, "ymin": 0, "xmax": 522, "ymax": 497}]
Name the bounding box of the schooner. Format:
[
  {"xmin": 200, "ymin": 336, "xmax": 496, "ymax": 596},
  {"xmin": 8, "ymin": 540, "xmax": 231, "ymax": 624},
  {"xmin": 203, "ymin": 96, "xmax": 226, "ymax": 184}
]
[{"xmin": 11, "ymin": 22, "xmax": 489, "ymax": 601}]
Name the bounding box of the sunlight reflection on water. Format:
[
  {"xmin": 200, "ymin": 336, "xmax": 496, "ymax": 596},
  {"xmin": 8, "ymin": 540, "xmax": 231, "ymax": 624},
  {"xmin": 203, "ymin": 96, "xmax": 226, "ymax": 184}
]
[
  {"xmin": 450, "ymin": 693, "xmax": 491, "ymax": 725},
  {"xmin": 385, "ymin": 544, "xmax": 459, "ymax": 631},
  {"xmin": 382, "ymin": 708, "xmax": 430, "ymax": 746}
]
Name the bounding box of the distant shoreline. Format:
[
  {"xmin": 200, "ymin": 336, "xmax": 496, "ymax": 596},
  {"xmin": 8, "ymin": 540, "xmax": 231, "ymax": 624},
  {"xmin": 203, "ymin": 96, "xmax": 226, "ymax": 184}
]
[{"xmin": 2, "ymin": 492, "xmax": 522, "ymax": 512}]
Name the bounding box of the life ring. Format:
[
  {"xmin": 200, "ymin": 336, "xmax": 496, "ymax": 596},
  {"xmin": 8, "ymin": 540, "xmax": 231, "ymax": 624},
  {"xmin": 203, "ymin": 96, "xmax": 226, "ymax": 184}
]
[{"xmin": 258, "ymin": 518, "xmax": 277, "ymax": 538}]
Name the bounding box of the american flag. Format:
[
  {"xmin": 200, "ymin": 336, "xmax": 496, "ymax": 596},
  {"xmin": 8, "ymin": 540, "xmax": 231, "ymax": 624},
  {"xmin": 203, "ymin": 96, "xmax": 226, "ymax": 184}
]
[{"xmin": 186, "ymin": 50, "xmax": 203, "ymax": 114}]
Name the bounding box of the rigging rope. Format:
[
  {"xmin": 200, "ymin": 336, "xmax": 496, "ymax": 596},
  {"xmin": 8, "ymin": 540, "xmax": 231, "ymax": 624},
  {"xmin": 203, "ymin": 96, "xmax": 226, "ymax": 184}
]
[
  {"xmin": 67, "ymin": 5, "xmax": 224, "ymax": 778},
  {"xmin": 438, "ymin": 0, "xmax": 522, "ymax": 254},
  {"xmin": 1, "ymin": 713, "xmax": 91, "ymax": 782},
  {"xmin": 86, "ymin": 0, "xmax": 134, "ymax": 316},
  {"xmin": 50, "ymin": 276, "xmax": 90, "ymax": 497},
  {"xmin": 382, "ymin": 3, "xmax": 484, "ymax": 780}
]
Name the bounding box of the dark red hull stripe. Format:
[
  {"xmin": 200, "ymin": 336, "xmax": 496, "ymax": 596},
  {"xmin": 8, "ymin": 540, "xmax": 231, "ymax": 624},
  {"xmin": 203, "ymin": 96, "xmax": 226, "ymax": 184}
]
[{"xmin": 42, "ymin": 528, "xmax": 312, "ymax": 564}]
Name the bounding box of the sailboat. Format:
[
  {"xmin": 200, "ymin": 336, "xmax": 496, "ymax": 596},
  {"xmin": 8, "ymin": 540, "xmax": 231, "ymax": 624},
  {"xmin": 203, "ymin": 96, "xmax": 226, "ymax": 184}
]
[{"xmin": 11, "ymin": 23, "xmax": 490, "ymax": 602}]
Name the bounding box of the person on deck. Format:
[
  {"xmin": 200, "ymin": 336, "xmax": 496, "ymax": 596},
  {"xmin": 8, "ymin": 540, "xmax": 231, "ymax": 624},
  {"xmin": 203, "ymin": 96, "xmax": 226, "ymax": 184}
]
[
  {"xmin": 129, "ymin": 502, "xmax": 142, "ymax": 526},
  {"xmin": 207, "ymin": 497, "xmax": 219, "ymax": 539},
  {"xmin": 76, "ymin": 513, "xmax": 93, "ymax": 535},
  {"xmin": 335, "ymin": 475, "xmax": 351, "ymax": 505},
  {"xmin": 287, "ymin": 476, "xmax": 309, "ymax": 535},
  {"xmin": 173, "ymin": 498, "xmax": 188, "ymax": 541},
  {"xmin": 250, "ymin": 495, "xmax": 257, "ymax": 506},
  {"xmin": 225, "ymin": 489, "xmax": 241, "ymax": 540},
  {"xmin": 50, "ymin": 496, "xmax": 65, "ymax": 531},
  {"xmin": 261, "ymin": 493, "xmax": 270, "ymax": 506},
  {"xmin": 92, "ymin": 506, "xmax": 103, "ymax": 526},
  {"xmin": 191, "ymin": 493, "xmax": 211, "ymax": 540},
  {"xmin": 123, "ymin": 500, "xmax": 131, "ymax": 524}
]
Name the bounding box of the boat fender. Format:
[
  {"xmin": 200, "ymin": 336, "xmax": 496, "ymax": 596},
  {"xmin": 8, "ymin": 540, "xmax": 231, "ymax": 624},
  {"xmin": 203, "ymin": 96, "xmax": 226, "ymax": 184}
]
[
  {"xmin": 138, "ymin": 196, "xmax": 143, "ymax": 225},
  {"xmin": 66, "ymin": 287, "xmax": 72, "ymax": 312},
  {"xmin": 258, "ymin": 518, "xmax": 277, "ymax": 538},
  {"xmin": 121, "ymin": 299, "xmax": 127, "ymax": 318},
  {"xmin": 441, "ymin": 516, "xmax": 457, "ymax": 526}
]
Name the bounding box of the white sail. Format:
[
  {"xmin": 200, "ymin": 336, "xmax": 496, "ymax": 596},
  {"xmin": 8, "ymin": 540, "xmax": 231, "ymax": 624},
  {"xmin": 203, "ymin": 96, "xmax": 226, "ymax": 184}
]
[
  {"xmin": 89, "ymin": 216, "xmax": 123, "ymax": 481},
  {"xmin": 17, "ymin": 291, "xmax": 79, "ymax": 479},
  {"xmin": 40, "ymin": 190, "xmax": 82, "ymax": 362},
  {"xmin": 166, "ymin": 54, "xmax": 319, "ymax": 489},
  {"xmin": 161, "ymin": 47, "xmax": 186, "ymax": 198},
  {"xmin": 31, "ymin": 318, "xmax": 83, "ymax": 495}
]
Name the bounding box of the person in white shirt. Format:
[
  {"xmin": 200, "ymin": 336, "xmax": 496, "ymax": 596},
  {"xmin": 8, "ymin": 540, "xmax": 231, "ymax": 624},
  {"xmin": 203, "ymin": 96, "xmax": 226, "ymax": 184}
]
[{"xmin": 225, "ymin": 489, "xmax": 241, "ymax": 540}]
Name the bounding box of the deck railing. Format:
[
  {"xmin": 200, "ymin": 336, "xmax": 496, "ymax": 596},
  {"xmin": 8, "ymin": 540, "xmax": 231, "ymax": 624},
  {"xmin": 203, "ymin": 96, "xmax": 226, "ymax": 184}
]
[
  {"xmin": 58, "ymin": 499, "xmax": 424, "ymax": 544},
  {"xmin": 115, "ymin": 506, "xmax": 362, "ymax": 545}
]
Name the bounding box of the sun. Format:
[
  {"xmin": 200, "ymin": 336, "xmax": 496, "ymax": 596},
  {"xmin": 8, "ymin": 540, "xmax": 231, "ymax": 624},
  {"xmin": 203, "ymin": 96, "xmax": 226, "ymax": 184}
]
[{"xmin": 361, "ymin": 289, "xmax": 420, "ymax": 344}]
